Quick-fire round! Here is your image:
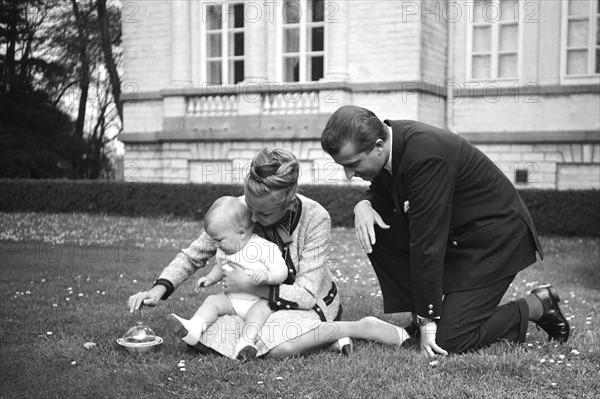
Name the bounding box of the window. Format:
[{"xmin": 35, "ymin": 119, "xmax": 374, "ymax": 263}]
[
  {"xmin": 205, "ymin": 2, "xmax": 245, "ymax": 85},
  {"xmin": 281, "ymin": 0, "xmax": 325, "ymax": 82},
  {"xmin": 515, "ymin": 169, "xmax": 528, "ymax": 184},
  {"xmin": 468, "ymin": 0, "xmax": 520, "ymax": 81},
  {"xmin": 561, "ymin": 0, "xmax": 600, "ymax": 80}
]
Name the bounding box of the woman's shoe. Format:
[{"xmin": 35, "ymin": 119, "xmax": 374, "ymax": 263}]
[
  {"xmin": 362, "ymin": 316, "xmax": 410, "ymax": 345},
  {"xmin": 329, "ymin": 337, "xmax": 353, "ymax": 356}
]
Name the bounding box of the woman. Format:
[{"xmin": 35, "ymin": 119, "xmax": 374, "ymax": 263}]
[{"xmin": 128, "ymin": 148, "xmax": 409, "ymax": 358}]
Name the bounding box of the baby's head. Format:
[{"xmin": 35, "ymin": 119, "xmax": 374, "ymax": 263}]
[{"xmin": 204, "ymin": 196, "xmax": 253, "ymax": 254}]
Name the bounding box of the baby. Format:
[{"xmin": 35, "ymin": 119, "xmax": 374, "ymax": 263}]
[{"xmin": 167, "ymin": 196, "xmax": 288, "ymax": 360}]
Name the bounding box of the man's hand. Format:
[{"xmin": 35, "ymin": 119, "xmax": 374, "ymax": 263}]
[
  {"xmin": 419, "ymin": 321, "xmax": 449, "ymax": 358},
  {"xmin": 354, "ymin": 200, "xmax": 390, "ymax": 254},
  {"xmin": 248, "ymin": 270, "xmax": 268, "ymax": 285}
]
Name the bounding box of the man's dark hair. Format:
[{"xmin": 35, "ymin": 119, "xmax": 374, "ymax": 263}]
[{"xmin": 321, "ymin": 105, "xmax": 387, "ymax": 156}]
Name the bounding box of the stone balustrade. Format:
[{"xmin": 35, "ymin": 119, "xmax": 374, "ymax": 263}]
[
  {"xmin": 184, "ymin": 83, "xmax": 340, "ymax": 117},
  {"xmin": 186, "ymin": 94, "xmax": 239, "ymax": 116},
  {"xmin": 262, "ymin": 90, "xmax": 320, "ymax": 114}
]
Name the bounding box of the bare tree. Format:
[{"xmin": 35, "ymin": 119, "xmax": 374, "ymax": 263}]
[
  {"xmin": 96, "ymin": 0, "xmax": 122, "ymax": 123},
  {"xmin": 1, "ymin": 0, "xmax": 123, "ymax": 179},
  {"xmin": 70, "ymin": 0, "xmax": 91, "ymax": 141}
]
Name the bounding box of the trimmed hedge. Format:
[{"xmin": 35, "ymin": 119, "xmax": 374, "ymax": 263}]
[
  {"xmin": 0, "ymin": 179, "xmax": 243, "ymax": 220},
  {"xmin": 517, "ymin": 189, "xmax": 600, "ymax": 238},
  {"xmin": 1, "ymin": 179, "xmax": 598, "ymax": 236}
]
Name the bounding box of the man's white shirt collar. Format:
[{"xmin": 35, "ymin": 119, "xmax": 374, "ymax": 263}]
[{"xmin": 384, "ymin": 124, "xmax": 393, "ymax": 173}]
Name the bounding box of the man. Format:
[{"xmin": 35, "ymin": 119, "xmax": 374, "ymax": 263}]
[{"xmin": 321, "ymin": 105, "xmax": 570, "ymax": 356}]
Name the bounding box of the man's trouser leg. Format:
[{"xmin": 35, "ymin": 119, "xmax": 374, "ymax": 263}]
[
  {"xmin": 367, "ymin": 210, "xmax": 413, "ymax": 313},
  {"xmin": 435, "ymin": 274, "xmax": 529, "ymax": 354}
]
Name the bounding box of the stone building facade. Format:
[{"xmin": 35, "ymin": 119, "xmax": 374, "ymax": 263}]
[{"xmin": 120, "ymin": 0, "xmax": 600, "ymax": 189}]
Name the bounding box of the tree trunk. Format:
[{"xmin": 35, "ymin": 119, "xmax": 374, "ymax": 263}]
[
  {"xmin": 71, "ymin": 0, "xmax": 90, "ymax": 142},
  {"xmin": 96, "ymin": 0, "xmax": 122, "ymax": 123},
  {"xmin": 19, "ymin": 27, "xmax": 34, "ymax": 88},
  {"xmin": 3, "ymin": 2, "xmax": 18, "ymax": 94}
]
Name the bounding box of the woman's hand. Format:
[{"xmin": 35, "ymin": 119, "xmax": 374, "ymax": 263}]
[
  {"xmin": 127, "ymin": 285, "xmax": 166, "ymax": 313},
  {"xmin": 419, "ymin": 321, "xmax": 449, "ymax": 357},
  {"xmin": 223, "ymin": 263, "xmax": 270, "ymax": 299},
  {"xmin": 248, "ymin": 270, "xmax": 268, "ymax": 285},
  {"xmin": 222, "ymin": 263, "xmax": 256, "ymax": 293},
  {"xmin": 354, "ymin": 200, "xmax": 390, "ymax": 254}
]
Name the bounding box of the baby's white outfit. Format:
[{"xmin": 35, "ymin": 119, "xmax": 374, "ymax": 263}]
[{"xmin": 216, "ymin": 234, "xmax": 288, "ymax": 318}]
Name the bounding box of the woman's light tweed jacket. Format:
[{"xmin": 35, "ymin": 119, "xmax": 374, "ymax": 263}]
[{"xmin": 154, "ymin": 194, "xmax": 341, "ymax": 358}]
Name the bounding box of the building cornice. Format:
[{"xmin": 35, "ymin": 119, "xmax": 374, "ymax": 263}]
[
  {"xmin": 457, "ymin": 83, "xmax": 600, "ymax": 97},
  {"xmin": 119, "ymin": 130, "xmax": 324, "ymax": 143},
  {"xmin": 122, "ymin": 81, "xmax": 599, "ymax": 103},
  {"xmin": 120, "ymin": 126, "xmax": 599, "ymax": 145},
  {"xmin": 459, "ymin": 130, "xmax": 600, "ymax": 144}
]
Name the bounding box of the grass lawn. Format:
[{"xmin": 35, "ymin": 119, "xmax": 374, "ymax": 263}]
[{"xmin": 1, "ymin": 212, "xmax": 599, "ymax": 399}]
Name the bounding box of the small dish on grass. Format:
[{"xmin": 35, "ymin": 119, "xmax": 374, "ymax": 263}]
[{"xmin": 117, "ymin": 337, "xmax": 163, "ymax": 354}]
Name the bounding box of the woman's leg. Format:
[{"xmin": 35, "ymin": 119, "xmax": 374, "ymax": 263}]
[{"xmin": 268, "ymin": 318, "xmax": 408, "ymax": 357}]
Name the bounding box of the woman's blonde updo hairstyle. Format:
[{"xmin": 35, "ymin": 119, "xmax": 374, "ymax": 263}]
[{"xmin": 245, "ymin": 148, "xmax": 299, "ymax": 205}]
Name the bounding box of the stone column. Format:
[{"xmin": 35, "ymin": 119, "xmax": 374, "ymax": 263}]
[
  {"xmin": 170, "ymin": 0, "xmax": 192, "ymax": 86},
  {"xmin": 243, "ymin": 8, "xmax": 268, "ymax": 84},
  {"xmin": 239, "ymin": 6, "xmax": 267, "ymax": 115},
  {"xmin": 324, "ymin": 0, "xmax": 349, "ymax": 82}
]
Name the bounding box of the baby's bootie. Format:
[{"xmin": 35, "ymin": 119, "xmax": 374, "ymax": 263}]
[{"xmin": 166, "ymin": 314, "xmax": 203, "ymax": 346}]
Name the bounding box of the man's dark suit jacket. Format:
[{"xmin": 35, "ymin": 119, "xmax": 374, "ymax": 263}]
[{"xmin": 366, "ymin": 120, "xmax": 543, "ymax": 319}]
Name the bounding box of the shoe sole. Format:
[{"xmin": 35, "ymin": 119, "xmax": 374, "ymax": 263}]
[
  {"xmin": 341, "ymin": 344, "xmax": 353, "ymax": 356},
  {"xmin": 166, "ymin": 314, "xmax": 189, "ymax": 338},
  {"xmin": 548, "ymin": 286, "xmax": 569, "ymax": 343}
]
